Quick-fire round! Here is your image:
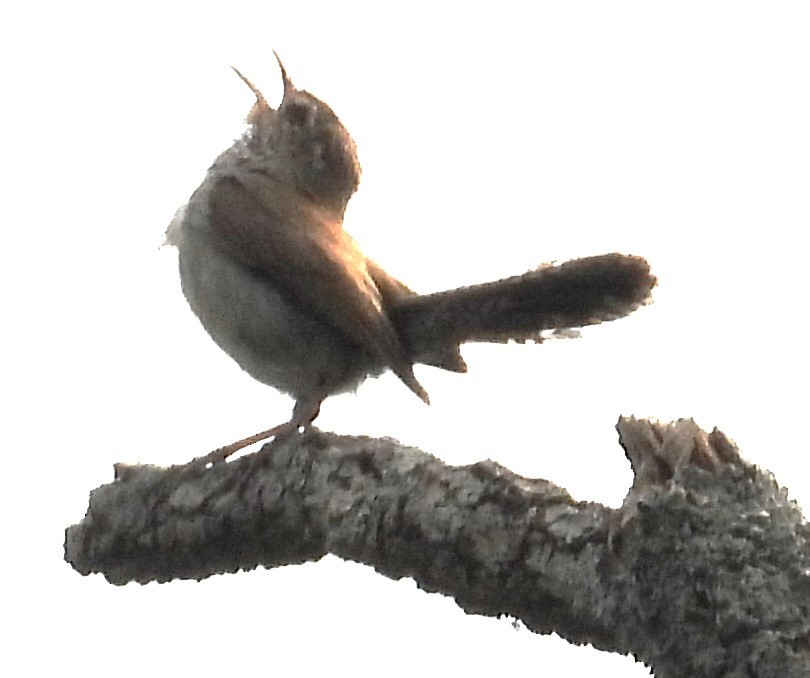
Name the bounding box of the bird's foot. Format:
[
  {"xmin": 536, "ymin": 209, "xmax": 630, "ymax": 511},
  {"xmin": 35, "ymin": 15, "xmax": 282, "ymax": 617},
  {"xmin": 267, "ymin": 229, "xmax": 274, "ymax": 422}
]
[{"xmin": 191, "ymin": 421, "xmax": 298, "ymax": 467}]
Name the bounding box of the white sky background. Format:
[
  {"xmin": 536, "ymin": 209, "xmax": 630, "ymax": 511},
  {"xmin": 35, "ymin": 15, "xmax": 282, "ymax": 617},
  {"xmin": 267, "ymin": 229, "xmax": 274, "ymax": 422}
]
[{"xmin": 3, "ymin": 1, "xmax": 809, "ymax": 675}]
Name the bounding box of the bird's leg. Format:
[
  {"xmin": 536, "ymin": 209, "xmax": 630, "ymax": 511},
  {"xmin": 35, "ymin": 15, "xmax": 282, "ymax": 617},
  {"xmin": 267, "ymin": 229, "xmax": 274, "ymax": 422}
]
[{"xmin": 191, "ymin": 397, "xmax": 322, "ymax": 467}]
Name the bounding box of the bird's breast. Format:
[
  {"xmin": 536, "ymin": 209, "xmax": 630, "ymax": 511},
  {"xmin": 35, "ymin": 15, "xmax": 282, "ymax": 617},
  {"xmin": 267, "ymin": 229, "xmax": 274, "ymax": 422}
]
[{"xmin": 176, "ymin": 231, "xmax": 381, "ymax": 400}]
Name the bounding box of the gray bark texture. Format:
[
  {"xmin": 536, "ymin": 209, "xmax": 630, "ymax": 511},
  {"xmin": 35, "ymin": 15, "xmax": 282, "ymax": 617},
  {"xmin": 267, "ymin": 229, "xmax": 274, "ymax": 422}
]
[{"xmin": 65, "ymin": 417, "xmax": 810, "ymax": 677}]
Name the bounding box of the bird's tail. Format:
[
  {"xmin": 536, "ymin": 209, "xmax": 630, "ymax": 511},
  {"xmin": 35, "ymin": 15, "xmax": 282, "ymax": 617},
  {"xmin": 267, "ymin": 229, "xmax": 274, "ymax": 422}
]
[{"xmin": 391, "ymin": 253, "xmax": 655, "ymax": 360}]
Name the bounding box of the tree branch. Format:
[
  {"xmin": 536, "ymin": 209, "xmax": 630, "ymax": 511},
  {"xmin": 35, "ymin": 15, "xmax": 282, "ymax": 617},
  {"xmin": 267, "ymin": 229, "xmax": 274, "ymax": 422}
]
[{"xmin": 65, "ymin": 418, "xmax": 810, "ymax": 676}]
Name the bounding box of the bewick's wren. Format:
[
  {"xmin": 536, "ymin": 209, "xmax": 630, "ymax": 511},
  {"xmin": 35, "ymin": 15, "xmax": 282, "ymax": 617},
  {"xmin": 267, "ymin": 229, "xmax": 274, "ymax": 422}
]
[{"xmin": 166, "ymin": 53, "xmax": 655, "ymax": 460}]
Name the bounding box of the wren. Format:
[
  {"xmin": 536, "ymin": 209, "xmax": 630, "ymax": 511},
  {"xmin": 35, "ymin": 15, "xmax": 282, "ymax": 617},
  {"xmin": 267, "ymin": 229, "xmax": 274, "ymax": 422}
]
[{"xmin": 165, "ymin": 53, "xmax": 655, "ymax": 460}]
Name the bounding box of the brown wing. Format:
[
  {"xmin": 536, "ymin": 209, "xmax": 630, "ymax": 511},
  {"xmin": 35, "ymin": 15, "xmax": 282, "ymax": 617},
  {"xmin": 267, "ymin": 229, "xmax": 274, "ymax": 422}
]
[
  {"xmin": 205, "ymin": 171, "xmax": 429, "ymax": 402},
  {"xmin": 366, "ymin": 259, "xmax": 467, "ymax": 374}
]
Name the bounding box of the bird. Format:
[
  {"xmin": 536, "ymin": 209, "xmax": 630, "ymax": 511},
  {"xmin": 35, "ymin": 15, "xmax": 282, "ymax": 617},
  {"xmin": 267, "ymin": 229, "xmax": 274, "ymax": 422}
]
[{"xmin": 165, "ymin": 53, "xmax": 656, "ymax": 462}]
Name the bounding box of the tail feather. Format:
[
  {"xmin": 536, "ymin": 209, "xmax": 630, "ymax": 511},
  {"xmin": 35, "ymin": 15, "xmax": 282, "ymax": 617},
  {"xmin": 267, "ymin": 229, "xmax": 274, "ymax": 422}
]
[{"xmin": 391, "ymin": 254, "xmax": 655, "ymax": 356}]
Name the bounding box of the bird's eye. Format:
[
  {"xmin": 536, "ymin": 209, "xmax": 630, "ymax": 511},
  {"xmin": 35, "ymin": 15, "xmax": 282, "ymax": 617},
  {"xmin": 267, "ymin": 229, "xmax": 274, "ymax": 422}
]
[{"xmin": 284, "ymin": 101, "xmax": 311, "ymax": 127}]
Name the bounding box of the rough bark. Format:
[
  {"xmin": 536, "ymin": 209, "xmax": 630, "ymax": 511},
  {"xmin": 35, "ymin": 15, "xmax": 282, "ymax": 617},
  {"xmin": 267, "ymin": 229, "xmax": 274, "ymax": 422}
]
[{"xmin": 65, "ymin": 418, "xmax": 810, "ymax": 677}]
